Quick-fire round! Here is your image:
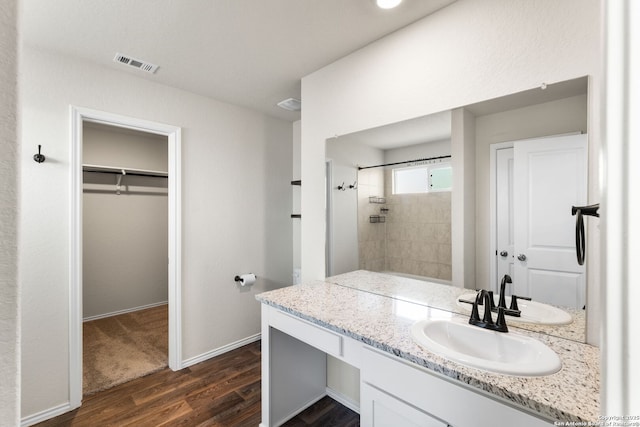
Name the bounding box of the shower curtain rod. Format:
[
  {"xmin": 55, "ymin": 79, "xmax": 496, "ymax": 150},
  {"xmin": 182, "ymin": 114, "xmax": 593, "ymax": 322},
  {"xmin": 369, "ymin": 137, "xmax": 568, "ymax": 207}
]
[{"xmin": 357, "ymin": 155, "xmax": 451, "ymax": 170}]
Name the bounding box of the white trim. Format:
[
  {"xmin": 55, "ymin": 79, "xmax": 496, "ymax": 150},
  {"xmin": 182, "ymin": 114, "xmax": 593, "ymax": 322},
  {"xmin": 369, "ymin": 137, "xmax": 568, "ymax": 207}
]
[
  {"xmin": 488, "ymin": 141, "xmax": 514, "ymax": 292},
  {"xmin": 69, "ymin": 106, "xmax": 183, "ymax": 412},
  {"xmin": 326, "ymin": 386, "xmax": 360, "ymax": 414},
  {"xmin": 603, "ymin": 0, "xmax": 639, "ymax": 413},
  {"xmin": 21, "ymin": 403, "xmax": 73, "ymax": 427},
  {"xmin": 325, "ymin": 160, "xmax": 333, "ymax": 277},
  {"xmin": 82, "ymin": 301, "xmax": 168, "ymax": 322},
  {"xmin": 181, "ymin": 333, "xmax": 261, "ymax": 368}
]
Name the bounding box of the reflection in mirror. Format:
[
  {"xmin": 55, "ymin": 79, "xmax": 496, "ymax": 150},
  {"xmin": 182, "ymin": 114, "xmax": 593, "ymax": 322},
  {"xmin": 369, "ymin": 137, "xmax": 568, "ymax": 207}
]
[{"xmin": 325, "ymin": 77, "xmax": 590, "ymax": 343}]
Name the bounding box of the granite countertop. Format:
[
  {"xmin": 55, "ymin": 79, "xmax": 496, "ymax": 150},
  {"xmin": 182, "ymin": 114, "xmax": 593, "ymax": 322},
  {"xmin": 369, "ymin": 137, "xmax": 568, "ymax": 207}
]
[
  {"xmin": 327, "ymin": 270, "xmax": 586, "ymax": 343},
  {"xmin": 256, "ymin": 276, "xmax": 600, "ymax": 423}
]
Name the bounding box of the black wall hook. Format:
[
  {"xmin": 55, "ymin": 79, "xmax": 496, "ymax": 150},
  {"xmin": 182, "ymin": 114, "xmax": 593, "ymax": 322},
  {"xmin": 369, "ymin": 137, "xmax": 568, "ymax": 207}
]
[
  {"xmin": 337, "ymin": 182, "xmax": 346, "ymax": 191},
  {"xmin": 348, "ymin": 181, "xmax": 358, "ymax": 189},
  {"xmin": 33, "ymin": 145, "xmax": 45, "ymax": 163}
]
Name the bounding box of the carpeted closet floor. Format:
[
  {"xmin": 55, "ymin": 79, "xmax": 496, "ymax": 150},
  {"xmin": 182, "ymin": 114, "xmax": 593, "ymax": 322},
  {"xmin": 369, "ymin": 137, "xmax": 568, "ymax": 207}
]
[{"xmin": 83, "ymin": 304, "xmax": 168, "ymax": 395}]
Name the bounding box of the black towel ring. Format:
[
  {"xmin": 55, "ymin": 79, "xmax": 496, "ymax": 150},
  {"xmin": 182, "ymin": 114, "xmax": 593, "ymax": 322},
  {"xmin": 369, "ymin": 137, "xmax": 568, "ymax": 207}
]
[{"xmin": 571, "ymin": 204, "xmax": 599, "ymax": 266}]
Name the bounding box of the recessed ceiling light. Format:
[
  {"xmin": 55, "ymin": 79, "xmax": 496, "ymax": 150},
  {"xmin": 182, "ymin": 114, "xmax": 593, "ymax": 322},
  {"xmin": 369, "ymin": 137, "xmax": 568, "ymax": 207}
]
[
  {"xmin": 277, "ymin": 98, "xmax": 301, "ymax": 111},
  {"xmin": 376, "ymin": 0, "xmax": 402, "ymax": 9}
]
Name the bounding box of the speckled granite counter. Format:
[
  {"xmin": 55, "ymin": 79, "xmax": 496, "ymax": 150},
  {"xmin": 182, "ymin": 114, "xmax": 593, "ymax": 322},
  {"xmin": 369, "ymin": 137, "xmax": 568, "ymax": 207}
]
[
  {"xmin": 327, "ymin": 270, "xmax": 586, "ymax": 343},
  {"xmin": 256, "ymin": 279, "xmax": 600, "ymax": 423}
]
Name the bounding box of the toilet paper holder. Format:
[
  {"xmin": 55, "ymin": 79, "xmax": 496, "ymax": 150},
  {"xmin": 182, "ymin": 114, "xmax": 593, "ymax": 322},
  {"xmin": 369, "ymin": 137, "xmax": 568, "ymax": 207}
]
[{"xmin": 234, "ymin": 273, "xmax": 257, "ymax": 285}]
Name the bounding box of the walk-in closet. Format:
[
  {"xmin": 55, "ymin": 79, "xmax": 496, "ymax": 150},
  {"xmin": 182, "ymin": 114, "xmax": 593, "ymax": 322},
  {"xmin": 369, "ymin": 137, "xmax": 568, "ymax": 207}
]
[{"xmin": 82, "ymin": 122, "xmax": 169, "ymax": 395}]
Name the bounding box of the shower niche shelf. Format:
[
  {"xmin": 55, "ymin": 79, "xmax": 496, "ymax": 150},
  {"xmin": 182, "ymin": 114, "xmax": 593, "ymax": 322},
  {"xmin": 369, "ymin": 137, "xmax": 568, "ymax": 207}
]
[{"xmin": 370, "ymin": 215, "xmax": 386, "ymax": 223}]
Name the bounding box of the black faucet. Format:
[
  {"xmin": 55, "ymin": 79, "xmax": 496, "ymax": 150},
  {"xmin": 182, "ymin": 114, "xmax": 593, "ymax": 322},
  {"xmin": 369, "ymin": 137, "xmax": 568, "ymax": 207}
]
[
  {"xmin": 468, "ymin": 290, "xmax": 508, "ymax": 333},
  {"xmin": 496, "ymin": 274, "xmax": 532, "ymax": 316},
  {"xmin": 497, "ymin": 274, "xmax": 512, "ymax": 310},
  {"xmin": 457, "ymin": 274, "xmax": 532, "ymax": 322}
]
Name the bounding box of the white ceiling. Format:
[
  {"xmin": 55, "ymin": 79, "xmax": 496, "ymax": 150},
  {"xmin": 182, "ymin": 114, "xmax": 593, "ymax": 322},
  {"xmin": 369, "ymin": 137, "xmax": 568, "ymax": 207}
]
[
  {"xmin": 339, "ymin": 110, "xmax": 452, "ymax": 150},
  {"xmin": 21, "ymin": 0, "xmax": 457, "ymax": 121}
]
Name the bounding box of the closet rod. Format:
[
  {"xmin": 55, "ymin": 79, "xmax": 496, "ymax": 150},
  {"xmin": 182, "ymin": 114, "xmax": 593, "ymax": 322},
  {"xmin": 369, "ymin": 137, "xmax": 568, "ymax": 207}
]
[
  {"xmin": 358, "ymin": 155, "xmax": 451, "ymax": 170},
  {"xmin": 82, "ymin": 164, "xmax": 168, "ymax": 178}
]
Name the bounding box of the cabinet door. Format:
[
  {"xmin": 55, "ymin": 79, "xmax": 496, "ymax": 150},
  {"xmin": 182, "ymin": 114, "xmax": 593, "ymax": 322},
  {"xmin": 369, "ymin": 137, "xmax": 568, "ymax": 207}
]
[{"xmin": 361, "ymin": 383, "xmax": 448, "ymax": 427}]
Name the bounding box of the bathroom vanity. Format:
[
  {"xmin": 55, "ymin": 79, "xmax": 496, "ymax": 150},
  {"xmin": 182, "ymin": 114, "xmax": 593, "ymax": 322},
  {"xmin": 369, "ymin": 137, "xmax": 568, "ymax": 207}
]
[{"xmin": 256, "ymin": 273, "xmax": 599, "ymax": 427}]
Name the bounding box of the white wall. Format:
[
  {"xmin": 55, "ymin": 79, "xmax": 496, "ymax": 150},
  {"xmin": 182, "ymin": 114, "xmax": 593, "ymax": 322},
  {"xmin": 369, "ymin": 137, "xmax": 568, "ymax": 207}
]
[
  {"xmin": 326, "ymin": 138, "xmax": 384, "ymax": 275},
  {"xmin": 83, "ymin": 125, "xmax": 169, "ymax": 318},
  {"xmin": 19, "ymin": 47, "xmax": 292, "ymax": 418},
  {"xmin": 383, "ymin": 139, "xmax": 450, "ymax": 164},
  {"xmin": 292, "ymin": 120, "xmax": 301, "ymax": 279},
  {"xmin": 451, "ymin": 108, "xmax": 476, "ymax": 288},
  {"xmin": 300, "ymin": 0, "xmax": 602, "ymax": 404},
  {"xmin": 300, "ymin": 0, "xmax": 602, "ymax": 284},
  {"xmin": 0, "ymin": 0, "xmax": 20, "ymax": 424}
]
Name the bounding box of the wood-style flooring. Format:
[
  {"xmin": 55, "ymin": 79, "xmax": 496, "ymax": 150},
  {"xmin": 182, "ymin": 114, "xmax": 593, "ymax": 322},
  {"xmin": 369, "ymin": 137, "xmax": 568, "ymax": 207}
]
[{"xmin": 36, "ymin": 340, "xmax": 360, "ymax": 427}]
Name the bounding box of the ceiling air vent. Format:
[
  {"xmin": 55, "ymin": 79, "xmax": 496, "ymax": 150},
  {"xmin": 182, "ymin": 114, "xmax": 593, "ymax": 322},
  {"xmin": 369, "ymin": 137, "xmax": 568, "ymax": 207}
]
[
  {"xmin": 113, "ymin": 53, "xmax": 159, "ymax": 74},
  {"xmin": 277, "ymin": 98, "xmax": 301, "ymax": 111}
]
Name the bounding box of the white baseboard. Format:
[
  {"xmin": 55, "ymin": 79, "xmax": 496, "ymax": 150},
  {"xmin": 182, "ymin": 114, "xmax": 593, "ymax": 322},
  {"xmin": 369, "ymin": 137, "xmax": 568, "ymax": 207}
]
[
  {"xmin": 326, "ymin": 386, "xmax": 360, "ymax": 414},
  {"xmin": 181, "ymin": 333, "xmax": 261, "ymax": 368},
  {"xmin": 83, "ymin": 301, "xmax": 168, "ymax": 322},
  {"xmin": 273, "ymin": 393, "xmax": 326, "ymax": 427},
  {"xmin": 21, "ymin": 402, "xmax": 73, "ymax": 427}
]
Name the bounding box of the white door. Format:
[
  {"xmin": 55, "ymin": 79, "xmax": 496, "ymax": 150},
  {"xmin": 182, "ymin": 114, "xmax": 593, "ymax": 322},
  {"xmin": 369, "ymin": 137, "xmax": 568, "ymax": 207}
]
[{"xmin": 496, "ymin": 134, "xmax": 588, "ymax": 308}]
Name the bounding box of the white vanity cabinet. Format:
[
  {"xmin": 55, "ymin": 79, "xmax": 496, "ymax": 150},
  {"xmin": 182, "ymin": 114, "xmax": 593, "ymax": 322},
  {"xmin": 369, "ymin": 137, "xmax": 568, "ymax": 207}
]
[
  {"xmin": 260, "ymin": 304, "xmax": 554, "ymax": 427},
  {"xmin": 360, "ymin": 346, "xmax": 552, "ymax": 427}
]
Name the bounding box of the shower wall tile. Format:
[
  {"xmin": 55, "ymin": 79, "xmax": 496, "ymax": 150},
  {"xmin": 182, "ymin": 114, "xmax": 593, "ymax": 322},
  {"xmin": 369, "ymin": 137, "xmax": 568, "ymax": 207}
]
[
  {"xmin": 357, "ymin": 168, "xmax": 451, "ymax": 280},
  {"xmin": 378, "ymin": 169, "xmax": 451, "ymax": 281}
]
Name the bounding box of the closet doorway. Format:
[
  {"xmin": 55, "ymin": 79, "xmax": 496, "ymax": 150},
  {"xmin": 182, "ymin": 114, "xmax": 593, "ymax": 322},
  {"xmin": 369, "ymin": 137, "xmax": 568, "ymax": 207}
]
[
  {"xmin": 70, "ymin": 107, "xmax": 182, "ymax": 409},
  {"xmin": 82, "ymin": 122, "xmax": 168, "ymax": 395}
]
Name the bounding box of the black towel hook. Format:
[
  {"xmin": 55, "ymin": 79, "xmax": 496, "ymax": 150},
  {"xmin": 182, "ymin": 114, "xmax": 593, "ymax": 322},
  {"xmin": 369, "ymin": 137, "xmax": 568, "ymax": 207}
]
[{"xmin": 33, "ymin": 145, "xmax": 46, "ymax": 163}]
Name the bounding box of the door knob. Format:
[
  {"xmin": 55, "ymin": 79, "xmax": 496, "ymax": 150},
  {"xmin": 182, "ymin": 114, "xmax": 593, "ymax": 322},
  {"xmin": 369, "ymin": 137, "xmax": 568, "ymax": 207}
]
[
  {"xmin": 499, "ymin": 251, "xmax": 508, "ymax": 257},
  {"xmin": 517, "ymin": 254, "xmax": 527, "ymax": 261}
]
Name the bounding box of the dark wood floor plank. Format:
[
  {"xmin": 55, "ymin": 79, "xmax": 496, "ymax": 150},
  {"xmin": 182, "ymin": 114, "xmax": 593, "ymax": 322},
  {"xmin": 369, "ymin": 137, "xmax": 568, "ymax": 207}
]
[{"xmin": 35, "ymin": 341, "xmax": 359, "ymax": 427}]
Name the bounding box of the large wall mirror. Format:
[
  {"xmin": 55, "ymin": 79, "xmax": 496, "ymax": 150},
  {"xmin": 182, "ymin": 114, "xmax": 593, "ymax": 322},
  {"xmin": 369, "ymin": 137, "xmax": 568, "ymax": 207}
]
[{"xmin": 324, "ymin": 76, "xmax": 592, "ymax": 343}]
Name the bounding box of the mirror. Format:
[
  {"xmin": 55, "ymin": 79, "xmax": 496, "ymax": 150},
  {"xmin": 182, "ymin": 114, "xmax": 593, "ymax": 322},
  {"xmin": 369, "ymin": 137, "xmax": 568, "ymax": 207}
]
[{"xmin": 325, "ymin": 76, "xmax": 590, "ymax": 343}]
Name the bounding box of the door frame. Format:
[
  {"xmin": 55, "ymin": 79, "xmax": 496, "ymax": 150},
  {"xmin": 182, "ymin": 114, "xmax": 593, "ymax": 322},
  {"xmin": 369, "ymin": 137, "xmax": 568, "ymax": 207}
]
[
  {"xmin": 489, "ymin": 141, "xmax": 515, "ymax": 292},
  {"xmin": 69, "ymin": 106, "xmax": 182, "ymax": 408}
]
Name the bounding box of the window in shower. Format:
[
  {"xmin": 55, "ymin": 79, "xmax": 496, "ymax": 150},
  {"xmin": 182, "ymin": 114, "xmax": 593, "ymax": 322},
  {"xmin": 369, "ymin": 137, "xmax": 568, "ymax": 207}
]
[{"xmin": 392, "ymin": 163, "xmax": 452, "ymax": 194}]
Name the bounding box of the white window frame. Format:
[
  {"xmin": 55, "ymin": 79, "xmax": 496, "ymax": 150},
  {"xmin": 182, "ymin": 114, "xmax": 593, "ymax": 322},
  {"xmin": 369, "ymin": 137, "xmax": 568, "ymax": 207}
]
[{"xmin": 392, "ymin": 162, "xmax": 452, "ymax": 195}]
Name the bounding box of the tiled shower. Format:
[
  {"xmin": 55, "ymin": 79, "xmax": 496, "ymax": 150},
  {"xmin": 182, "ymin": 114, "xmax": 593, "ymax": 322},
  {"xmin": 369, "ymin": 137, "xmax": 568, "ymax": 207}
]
[{"xmin": 358, "ymin": 168, "xmax": 452, "ymax": 281}]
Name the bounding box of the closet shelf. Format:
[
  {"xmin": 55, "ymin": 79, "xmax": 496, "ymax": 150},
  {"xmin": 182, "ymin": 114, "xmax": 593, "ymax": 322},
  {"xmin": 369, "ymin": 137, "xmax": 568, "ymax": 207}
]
[{"xmin": 82, "ymin": 164, "xmax": 168, "ymax": 178}]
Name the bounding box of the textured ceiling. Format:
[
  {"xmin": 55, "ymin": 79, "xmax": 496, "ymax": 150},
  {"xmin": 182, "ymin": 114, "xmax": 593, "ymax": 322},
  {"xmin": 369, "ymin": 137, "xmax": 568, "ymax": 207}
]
[{"xmin": 21, "ymin": 0, "xmax": 457, "ymax": 121}]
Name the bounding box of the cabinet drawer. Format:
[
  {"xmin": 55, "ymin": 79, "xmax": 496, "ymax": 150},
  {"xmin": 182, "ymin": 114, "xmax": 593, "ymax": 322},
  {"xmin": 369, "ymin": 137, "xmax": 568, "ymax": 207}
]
[
  {"xmin": 269, "ymin": 309, "xmax": 342, "ymax": 357},
  {"xmin": 361, "ymin": 382, "xmax": 448, "ymax": 427}
]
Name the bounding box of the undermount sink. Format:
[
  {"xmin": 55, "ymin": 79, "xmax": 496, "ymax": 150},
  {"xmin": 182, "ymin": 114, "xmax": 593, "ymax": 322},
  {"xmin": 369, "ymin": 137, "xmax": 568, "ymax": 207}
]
[
  {"xmin": 456, "ymin": 293, "xmax": 573, "ymax": 325},
  {"xmin": 410, "ymin": 318, "xmax": 562, "ymax": 376}
]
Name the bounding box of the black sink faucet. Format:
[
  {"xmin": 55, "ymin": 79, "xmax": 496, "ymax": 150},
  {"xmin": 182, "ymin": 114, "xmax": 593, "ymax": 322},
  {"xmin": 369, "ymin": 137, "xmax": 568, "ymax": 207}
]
[
  {"xmin": 497, "ymin": 274, "xmax": 512, "ymax": 310},
  {"xmin": 468, "ymin": 290, "xmax": 508, "ymax": 333},
  {"xmin": 496, "ymin": 274, "xmax": 532, "ymax": 315}
]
